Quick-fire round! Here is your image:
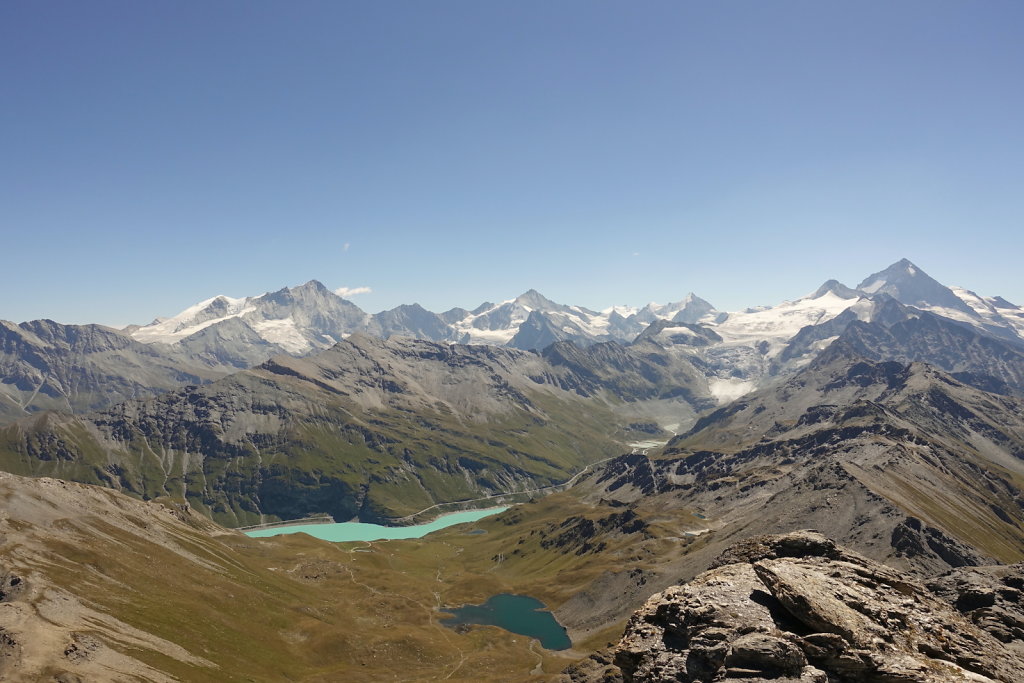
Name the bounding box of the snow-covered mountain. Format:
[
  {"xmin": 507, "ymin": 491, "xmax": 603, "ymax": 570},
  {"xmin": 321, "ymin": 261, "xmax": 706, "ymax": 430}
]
[
  {"xmin": 122, "ymin": 258, "xmax": 1023, "ymax": 406},
  {"xmin": 950, "ymin": 287, "xmax": 1024, "ymax": 337},
  {"xmin": 450, "ymin": 290, "xmax": 717, "ymax": 348},
  {"xmin": 857, "ymin": 258, "xmax": 976, "ymax": 315},
  {"xmin": 128, "ymin": 280, "xmax": 369, "ymax": 365},
  {"xmin": 629, "ymin": 259, "xmax": 1024, "ymax": 403},
  {"xmin": 855, "ymin": 258, "xmax": 1024, "ymax": 342},
  {"xmin": 127, "ymin": 282, "xmax": 723, "ymax": 358},
  {"xmin": 634, "ymin": 282, "xmax": 873, "ymax": 402}
]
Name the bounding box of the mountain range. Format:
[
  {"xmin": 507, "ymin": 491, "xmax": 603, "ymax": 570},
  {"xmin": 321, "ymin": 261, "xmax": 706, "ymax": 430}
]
[
  {"xmin": 4, "ymin": 345, "xmax": 1024, "ymax": 679},
  {"xmin": 4, "ymin": 259, "xmax": 1024, "ymax": 525},
  {"xmin": 123, "ymin": 258, "xmax": 1024, "ymax": 359},
  {"xmin": 126, "ymin": 280, "xmax": 720, "ymax": 356},
  {"xmin": 4, "ymin": 258, "xmax": 1024, "ymax": 679},
  {"xmin": 4, "ymin": 258, "xmax": 1023, "ymax": 425}
]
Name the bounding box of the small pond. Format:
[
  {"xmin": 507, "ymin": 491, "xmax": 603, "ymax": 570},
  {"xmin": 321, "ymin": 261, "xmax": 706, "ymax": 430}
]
[
  {"xmin": 440, "ymin": 593, "xmax": 571, "ymax": 650},
  {"xmin": 244, "ymin": 506, "xmax": 508, "ymax": 542}
]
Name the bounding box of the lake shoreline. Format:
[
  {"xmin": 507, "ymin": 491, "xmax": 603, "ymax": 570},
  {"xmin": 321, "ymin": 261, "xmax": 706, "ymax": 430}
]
[{"xmin": 243, "ymin": 505, "xmax": 509, "ymax": 542}]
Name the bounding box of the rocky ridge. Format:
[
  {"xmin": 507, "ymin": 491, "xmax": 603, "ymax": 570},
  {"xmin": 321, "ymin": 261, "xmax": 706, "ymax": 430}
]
[
  {"xmin": 0, "ymin": 319, "xmax": 233, "ymax": 424},
  {"xmin": 532, "ymin": 347, "xmax": 1024, "ymax": 644},
  {"xmin": 565, "ymin": 531, "xmax": 1024, "ymax": 682},
  {"xmin": 584, "ymin": 347, "xmax": 1024, "ymax": 569}
]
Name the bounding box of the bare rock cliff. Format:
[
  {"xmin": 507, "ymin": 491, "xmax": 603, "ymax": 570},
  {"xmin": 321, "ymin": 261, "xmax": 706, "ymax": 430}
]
[{"xmin": 565, "ymin": 531, "xmax": 1024, "ymax": 682}]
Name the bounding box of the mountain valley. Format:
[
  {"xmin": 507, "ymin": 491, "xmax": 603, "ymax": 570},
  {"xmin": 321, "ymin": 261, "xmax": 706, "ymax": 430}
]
[{"xmin": 3, "ymin": 258, "xmax": 1024, "ymax": 681}]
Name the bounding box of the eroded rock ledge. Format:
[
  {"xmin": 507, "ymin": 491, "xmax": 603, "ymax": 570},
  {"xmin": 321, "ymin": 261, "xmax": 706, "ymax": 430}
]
[{"xmin": 565, "ymin": 531, "xmax": 1024, "ymax": 682}]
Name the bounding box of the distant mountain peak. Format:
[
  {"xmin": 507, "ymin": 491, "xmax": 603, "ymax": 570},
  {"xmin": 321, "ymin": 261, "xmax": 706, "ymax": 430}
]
[
  {"xmin": 265, "ymin": 279, "xmax": 333, "ymax": 299},
  {"xmin": 856, "ymin": 259, "xmax": 975, "ymax": 316},
  {"xmin": 293, "ymin": 279, "xmax": 331, "ymax": 293},
  {"xmin": 470, "ymin": 301, "xmax": 494, "ymax": 315},
  {"xmin": 857, "ymin": 259, "xmax": 921, "ymax": 291},
  {"xmin": 513, "ymin": 289, "xmax": 559, "ymax": 310},
  {"xmin": 809, "ymin": 279, "xmax": 861, "ymax": 300}
]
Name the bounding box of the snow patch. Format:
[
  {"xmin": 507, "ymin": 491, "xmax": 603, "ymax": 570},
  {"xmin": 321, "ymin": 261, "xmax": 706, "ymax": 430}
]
[
  {"xmin": 251, "ymin": 317, "xmax": 311, "ymax": 354},
  {"xmin": 708, "ymin": 377, "xmax": 756, "ymax": 403},
  {"xmin": 950, "ymin": 286, "xmax": 1024, "ymax": 336},
  {"xmin": 629, "ymin": 439, "xmax": 668, "ymax": 449},
  {"xmin": 131, "ymin": 297, "xmax": 255, "ymax": 344},
  {"xmin": 709, "ymin": 291, "xmax": 860, "ymax": 356},
  {"xmin": 848, "ymin": 299, "xmax": 875, "ymax": 323}
]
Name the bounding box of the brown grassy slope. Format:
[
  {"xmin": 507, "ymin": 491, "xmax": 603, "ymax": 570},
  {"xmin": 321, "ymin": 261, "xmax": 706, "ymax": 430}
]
[{"xmin": 0, "ymin": 471, "xmax": 712, "ymax": 681}]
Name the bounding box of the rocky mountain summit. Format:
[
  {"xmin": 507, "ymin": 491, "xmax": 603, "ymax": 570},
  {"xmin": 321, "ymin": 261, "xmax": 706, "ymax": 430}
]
[{"xmin": 566, "ymin": 531, "xmax": 1024, "ymax": 682}]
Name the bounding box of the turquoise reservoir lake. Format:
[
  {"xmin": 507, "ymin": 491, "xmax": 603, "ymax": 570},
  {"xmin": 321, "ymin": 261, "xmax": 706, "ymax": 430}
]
[
  {"xmin": 244, "ymin": 506, "xmax": 508, "ymax": 542},
  {"xmin": 440, "ymin": 594, "xmax": 571, "ymax": 650}
]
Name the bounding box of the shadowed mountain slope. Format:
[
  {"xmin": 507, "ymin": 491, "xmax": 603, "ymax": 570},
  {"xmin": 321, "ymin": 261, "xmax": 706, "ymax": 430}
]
[
  {"xmin": 0, "ymin": 319, "xmax": 232, "ymax": 424},
  {"xmin": 0, "ymin": 335, "xmax": 712, "ymax": 527}
]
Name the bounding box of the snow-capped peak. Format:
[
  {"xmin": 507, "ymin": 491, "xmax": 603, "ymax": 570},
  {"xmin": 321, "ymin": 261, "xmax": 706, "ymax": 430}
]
[
  {"xmin": 129, "ymin": 281, "xmax": 368, "ymax": 352},
  {"xmin": 130, "ymin": 294, "xmax": 253, "ymax": 344},
  {"xmin": 856, "ymin": 259, "xmax": 976, "ymax": 317},
  {"xmin": 601, "ymin": 304, "xmax": 640, "ymax": 318},
  {"xmin": 805, "ymin": 280, "xmax": 861, "ymax": 300},
  {"xmin": 513, "ymin": 289, "xmax": 563, "ymax": 311}
]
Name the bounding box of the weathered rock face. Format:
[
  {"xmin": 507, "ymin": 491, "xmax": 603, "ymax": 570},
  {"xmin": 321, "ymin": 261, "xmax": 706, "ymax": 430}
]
[
  {"xmin": 928, "ymin": 564, "xmax": 1024, "ymax": 657},
  {"xmin": 565, "ymin": 532, "xmax": 1024, "ymax": 682}
]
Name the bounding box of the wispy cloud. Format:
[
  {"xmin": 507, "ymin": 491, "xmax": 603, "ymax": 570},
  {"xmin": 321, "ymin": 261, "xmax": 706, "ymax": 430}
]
[
  {"xmin": 343, "ymin": 242, "xmax": 351, "ymax": 252},
  {"xmin": 334, "ymin": 285, "xmax": 372, "ymax": 298}
]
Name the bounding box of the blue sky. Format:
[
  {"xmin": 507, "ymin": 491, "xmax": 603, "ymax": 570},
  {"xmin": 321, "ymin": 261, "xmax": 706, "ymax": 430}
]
[{"xmin": 3, "ymin": 1, "xmax": 1022, "ymax": 326}]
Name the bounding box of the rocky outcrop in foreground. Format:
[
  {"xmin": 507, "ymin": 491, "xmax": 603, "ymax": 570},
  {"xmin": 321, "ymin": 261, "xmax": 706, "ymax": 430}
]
[{"xmin": 566, "ymin": 531, "xmax": 1024, "ymax": 682}]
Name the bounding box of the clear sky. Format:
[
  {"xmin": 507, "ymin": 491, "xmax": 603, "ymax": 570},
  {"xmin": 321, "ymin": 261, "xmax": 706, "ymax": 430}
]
[{"xmin": 3, "ymin": 1, "xmax": 1022, "ymax": 326}]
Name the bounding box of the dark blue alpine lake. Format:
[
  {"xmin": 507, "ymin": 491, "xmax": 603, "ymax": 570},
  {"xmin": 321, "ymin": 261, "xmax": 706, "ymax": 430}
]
[{"xmin": 440, "ymin": 593, "xmax": 571, "ymax": 650}]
